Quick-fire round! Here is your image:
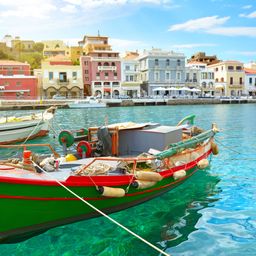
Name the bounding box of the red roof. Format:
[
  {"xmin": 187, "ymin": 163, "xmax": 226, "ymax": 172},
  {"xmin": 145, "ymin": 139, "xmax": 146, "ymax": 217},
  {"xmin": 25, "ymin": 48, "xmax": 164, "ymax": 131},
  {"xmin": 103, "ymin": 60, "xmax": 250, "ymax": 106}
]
[
  {"xmin": 244, "ymin": 68, "xmax": 256, "ymax": 74},
  {"xmin": 0, "ymin": 60, "xmax": 29, "ymax": 66}
]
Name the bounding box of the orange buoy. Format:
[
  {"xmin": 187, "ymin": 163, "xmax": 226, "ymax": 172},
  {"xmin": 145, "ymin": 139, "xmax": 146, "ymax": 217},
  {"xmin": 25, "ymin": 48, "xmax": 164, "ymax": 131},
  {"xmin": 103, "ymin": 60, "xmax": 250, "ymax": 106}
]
[{"xmin": 23, "ymin": 150, "xmax": 32, "ymax": 165}]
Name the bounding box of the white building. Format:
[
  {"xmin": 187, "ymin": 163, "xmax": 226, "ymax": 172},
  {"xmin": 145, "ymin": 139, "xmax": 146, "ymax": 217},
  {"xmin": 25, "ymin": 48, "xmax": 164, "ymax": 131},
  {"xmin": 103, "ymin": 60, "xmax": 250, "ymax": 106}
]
[
  {"xmin": 121, "ymin": 52, "xmax": 141, "ymax": 98},
  {"xmin": 244, "ymin": 68, "xmax": 256, "ymax": 96}
]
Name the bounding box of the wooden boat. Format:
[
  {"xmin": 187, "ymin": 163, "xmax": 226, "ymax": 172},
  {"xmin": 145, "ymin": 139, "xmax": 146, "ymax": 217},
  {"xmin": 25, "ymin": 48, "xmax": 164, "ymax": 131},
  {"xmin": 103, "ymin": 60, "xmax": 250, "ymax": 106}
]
[
  {"xmin": 68, "ymin": 97, "xmax": 106, "ymax": 109},
  {"xmin": 0, "ymin": 116, "xmax": 219, "ymax": 243},
  {"xmin": 0, "ymin": 107, "xmax": 56, "ymax": 144}
]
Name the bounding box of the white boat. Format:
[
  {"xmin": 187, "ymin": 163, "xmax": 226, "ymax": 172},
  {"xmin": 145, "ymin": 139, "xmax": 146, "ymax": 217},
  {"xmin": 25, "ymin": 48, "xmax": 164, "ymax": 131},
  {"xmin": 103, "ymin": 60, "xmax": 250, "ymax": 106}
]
[
  {"xmin": 68, "ymin": 97, "xmax": 107, "ymax": 109},
  {"xmin": 0, "ymin": 107, "xmax": 56, "ymax": 144}
]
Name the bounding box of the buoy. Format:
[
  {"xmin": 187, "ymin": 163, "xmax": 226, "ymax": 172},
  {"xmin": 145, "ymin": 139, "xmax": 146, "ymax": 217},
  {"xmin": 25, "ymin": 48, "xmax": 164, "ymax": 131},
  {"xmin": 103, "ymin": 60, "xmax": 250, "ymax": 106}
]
[
  {"xmin": 77, "ymin": 141, "xmax": 92, "ymax": 158},
  {"xmin": 132, "ymin": 180, "xmax": 157, "ymax": 189},
  {"xmin": 173, "ymin": 170, "xmax": 186, "ymax": 180},
  {"xmin": 135, "ymin": 171, "xmax": 163, "ymax": 182},
  {"xmin": 211, "ymin": 141, "xmax": 219, "ymax": 155},
  {"xmin": 23, "ymin": 150, "xmax": 32, "ymax": 165},
  {"xmin": 197, "ymin": 159, "xmax": 209, "ymax": 169},
  {"xmin": 97, "ymin": 186, "xmax": 125, "ymax": 197},
  {"xmin": 65, "ymin": 154, "xmax": 77, "ymax": 162}
]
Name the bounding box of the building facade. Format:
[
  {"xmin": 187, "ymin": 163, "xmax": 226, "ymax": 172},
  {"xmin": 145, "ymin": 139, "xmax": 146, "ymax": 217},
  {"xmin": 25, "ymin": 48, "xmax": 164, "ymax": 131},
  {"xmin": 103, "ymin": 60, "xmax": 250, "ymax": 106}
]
[
  {"xmin": 209, "ymin": 61, "xmax": 244, "ymax": 97},
  {"xmin": 39, "ymin": 56, "xmax": 83, "ymax": 99},
  {"xmin": 42, "ymin": 40, "xmax": 70, "ymax": 58},
  {"xmin": 0, "ymin": 60, "xmax": 37, "ymax": 99},
  {"xmin": 188, "ymin": 52, "xmax": 220, "ymax": 65},
  {"xmin": 244, "ymin": 68, "xmax": 256, "ymax": 96},
  {"xmin": 80, "ymin": 35, "xmax": 121, "ymax": 98},
  {"xmin": 138, "ymin": 48, "xmax": 186, "ymax": 96},
  {"xmin": 121, "ymin": 52, "xmax": 141, "ymax": 98}
]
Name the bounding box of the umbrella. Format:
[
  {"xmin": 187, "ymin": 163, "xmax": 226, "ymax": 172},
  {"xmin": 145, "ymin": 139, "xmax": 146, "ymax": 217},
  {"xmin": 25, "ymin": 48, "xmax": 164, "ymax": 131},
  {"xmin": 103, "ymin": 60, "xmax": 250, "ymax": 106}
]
[
  {"xmin": 190, "ymin": 88, "xmax": 201, "ymax": 92},
  {"xmin": 179, "ymin": 87, "xmax": 191, "ymax": 91},
  {"xmin": 153, "ymin": 87, "xmax": 165, "ymax": 91},
  {"xmin": 168, "ymin": 87, "xmax": 179, "ymax": 91}
]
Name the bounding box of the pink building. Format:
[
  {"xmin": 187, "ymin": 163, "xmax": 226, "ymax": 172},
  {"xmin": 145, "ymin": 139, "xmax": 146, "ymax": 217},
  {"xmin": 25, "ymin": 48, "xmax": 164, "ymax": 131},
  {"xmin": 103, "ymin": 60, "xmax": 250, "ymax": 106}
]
[
  {"xmin": 0, "ymin": 60, "xmax": 38, "ymax": 99},
  {"xmin": 80, "ymin": 35, "xmax": 121, "ymax": 98}
]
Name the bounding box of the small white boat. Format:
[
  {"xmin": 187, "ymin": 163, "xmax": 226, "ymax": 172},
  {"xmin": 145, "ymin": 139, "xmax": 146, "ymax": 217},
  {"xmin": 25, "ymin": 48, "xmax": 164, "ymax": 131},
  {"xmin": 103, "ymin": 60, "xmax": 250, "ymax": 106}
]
[
  {"xmin": 68, "ymin": 97, "xmax": 107, "ymax": 109},
  {"xmin": 0, "ymin": 107, "xmax": 56, "ymax": 144}
]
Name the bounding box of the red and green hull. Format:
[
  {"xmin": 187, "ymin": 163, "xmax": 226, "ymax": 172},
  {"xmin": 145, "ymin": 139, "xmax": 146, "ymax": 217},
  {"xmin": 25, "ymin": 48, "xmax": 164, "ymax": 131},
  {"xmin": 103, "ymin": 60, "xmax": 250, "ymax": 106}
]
[{"xmin": 0, "ymin": 147, "xmax": 212, "ymax": 244}]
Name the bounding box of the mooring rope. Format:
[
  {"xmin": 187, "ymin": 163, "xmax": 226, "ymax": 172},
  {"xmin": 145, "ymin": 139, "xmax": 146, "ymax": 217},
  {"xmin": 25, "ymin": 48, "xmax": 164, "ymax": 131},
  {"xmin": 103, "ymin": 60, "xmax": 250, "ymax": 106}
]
[
  {"xmin": 32, "ymin": 161, "xmax": 171, "ymax": 256},
  {"xmin": 22, "ymin": 117, "xmax": 43, "ymax": 144}
]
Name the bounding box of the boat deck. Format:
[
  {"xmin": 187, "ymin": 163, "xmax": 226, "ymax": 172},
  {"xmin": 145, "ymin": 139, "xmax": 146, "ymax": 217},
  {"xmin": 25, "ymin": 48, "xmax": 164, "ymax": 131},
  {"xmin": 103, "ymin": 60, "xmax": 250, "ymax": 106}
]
[{"xmin": 0, "ymin": 158, "xmax": 123, "ymax": 182}]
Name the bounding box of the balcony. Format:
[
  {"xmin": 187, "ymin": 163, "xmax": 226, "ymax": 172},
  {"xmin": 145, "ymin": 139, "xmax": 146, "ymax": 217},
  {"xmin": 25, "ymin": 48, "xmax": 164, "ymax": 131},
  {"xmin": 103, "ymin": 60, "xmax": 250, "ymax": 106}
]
[
  {"xmin": 57, "ymin": 79, "xmax": 69, "ymax": 85},
  {"xmin": 98, "ymin": 66, "xmax": 117, "ymax": 71}
]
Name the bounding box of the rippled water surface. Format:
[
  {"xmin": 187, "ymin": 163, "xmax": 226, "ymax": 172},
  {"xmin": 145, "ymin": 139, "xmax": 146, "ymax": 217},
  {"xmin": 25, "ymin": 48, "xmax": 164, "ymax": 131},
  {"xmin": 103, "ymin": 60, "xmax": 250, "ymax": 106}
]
[{"xmin": 1, "ymin": 104, "xmax": 256, "ymax": 256}]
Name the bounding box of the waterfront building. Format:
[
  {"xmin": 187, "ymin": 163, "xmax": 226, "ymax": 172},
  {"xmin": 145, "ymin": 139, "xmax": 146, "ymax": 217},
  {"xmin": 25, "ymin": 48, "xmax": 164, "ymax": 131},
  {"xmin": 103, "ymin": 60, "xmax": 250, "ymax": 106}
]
[
  {"xmin": 121, "ymin": 51, "xmax": 141, "ymax": 98},
  {"xmin": 209, "ymin": 61, "xmax": 245, "ymax": 97},
  {"xmin": 42, "ymin": 40, "xmax": 70, "ymax": 58},
  {"xmin": 186, "ymin": 62, "xmax": 215, "ymax": 96},
  {"xmin": 0, "ymin": 60, "xmax": 37, "ymax": 99},
  {"xmin": 244, "ymin": 68, "xmax": 256, "ymax": 96},
  {"xmin": 1, "ymin": 35, "xmax": 13, "ymax": 47},
  {"xmin": 39, "ymin": 55, "xmax": 83, "ymax": 99},
  {"xmin": 188, "ymin": 52, "xmax": 220, "ymax": 65},
  {"xmin": 11, "ymin": 37, "xmax": 35, "ymax": 51},
  {"xmin": 138, "ymin": 48, "xmax": 185, "ymax": 96},
  {"xmin": 80, "ymin": 35, "xmax": 121, "ymax": 98}
]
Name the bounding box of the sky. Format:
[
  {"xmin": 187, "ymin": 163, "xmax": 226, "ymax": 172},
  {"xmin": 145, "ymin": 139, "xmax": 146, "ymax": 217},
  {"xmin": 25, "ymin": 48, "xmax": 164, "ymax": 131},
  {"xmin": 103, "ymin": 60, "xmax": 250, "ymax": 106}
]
[{"xmin": 0, "ymin": 0, "xmax": 256, "ymax": 63}]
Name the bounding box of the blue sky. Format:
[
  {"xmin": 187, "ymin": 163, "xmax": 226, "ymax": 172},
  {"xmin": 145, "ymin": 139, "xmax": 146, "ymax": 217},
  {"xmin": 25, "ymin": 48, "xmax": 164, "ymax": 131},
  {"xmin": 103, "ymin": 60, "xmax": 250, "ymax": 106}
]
[{"xmin": 0, "ymin": 0, "xmax": 256, "ymax": 62}]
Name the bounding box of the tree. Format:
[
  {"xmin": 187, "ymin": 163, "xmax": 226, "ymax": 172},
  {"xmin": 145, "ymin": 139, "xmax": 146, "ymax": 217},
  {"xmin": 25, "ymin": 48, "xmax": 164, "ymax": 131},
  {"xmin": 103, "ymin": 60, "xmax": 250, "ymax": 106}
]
[
  {"xmin": 33, "ymin": 42, "xmax": 44, "ymax": 52},
  {"xmin": 18, "ymin": 52, "xmax": 43, "ymax": 70},
  {"xmin": 0, "ymin": 50, "xmax": 9, "ymax": 59}
]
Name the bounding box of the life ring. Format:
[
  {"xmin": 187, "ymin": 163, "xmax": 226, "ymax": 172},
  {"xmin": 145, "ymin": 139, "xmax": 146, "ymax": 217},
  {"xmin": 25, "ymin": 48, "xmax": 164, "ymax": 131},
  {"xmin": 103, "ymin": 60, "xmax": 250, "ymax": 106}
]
[{"xmin": 77, "ymin": 141, "xmax": 92, "ymax": 158}]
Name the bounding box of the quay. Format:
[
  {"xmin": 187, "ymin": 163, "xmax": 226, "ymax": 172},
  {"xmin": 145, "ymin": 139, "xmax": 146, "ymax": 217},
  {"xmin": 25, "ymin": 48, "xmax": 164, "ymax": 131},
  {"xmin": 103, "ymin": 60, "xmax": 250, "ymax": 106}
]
[{"xmin": 0, "ymin": 98, "xmax": 255, "ymax": 110}]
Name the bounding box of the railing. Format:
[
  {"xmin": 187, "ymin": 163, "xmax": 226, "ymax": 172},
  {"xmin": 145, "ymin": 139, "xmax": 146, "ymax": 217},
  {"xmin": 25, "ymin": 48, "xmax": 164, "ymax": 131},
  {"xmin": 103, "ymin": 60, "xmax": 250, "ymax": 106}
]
[
  {"xmin": 98, "ymin": 66, "xmax": 117, "ymax": 71},
  {"xmin": 57, "ymin": 79, "xmax": 70, "ymax": 85}
]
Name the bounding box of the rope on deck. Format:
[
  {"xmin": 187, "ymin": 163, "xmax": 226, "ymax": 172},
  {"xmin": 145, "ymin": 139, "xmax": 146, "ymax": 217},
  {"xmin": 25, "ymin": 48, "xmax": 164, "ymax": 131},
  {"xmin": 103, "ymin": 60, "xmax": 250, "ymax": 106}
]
[{"xmin": 32, "ymin": 161, "xmax": 171, "ymax": 256}]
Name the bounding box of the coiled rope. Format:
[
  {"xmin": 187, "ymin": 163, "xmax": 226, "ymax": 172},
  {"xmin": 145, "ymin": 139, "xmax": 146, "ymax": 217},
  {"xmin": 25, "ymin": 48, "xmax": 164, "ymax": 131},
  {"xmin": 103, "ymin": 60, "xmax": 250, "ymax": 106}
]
[{"xmin": 32, "ymin": 161, "xmax": 171, "ymax": 256}]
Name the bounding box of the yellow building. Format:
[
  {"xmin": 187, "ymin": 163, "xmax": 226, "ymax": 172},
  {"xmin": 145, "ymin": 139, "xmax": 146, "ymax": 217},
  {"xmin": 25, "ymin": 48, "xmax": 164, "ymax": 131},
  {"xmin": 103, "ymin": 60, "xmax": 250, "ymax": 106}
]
[
  {"xmin": 38, "ymin": 55, "xmax": 83, "ymax": 99},
  {"xmin": 42, "ymin": 40, "xmax": 70, "ymax": 58},
  {"xmin": 79, "ymin": 35, "xmax": 112, "ymax": 55},
  {"xmin": 209, "ymin": 61, "xmax": 244, "ymax": 97},
  {"xmin": 70, "ymin": 46, "xmax": 83, "ymax": 64}
]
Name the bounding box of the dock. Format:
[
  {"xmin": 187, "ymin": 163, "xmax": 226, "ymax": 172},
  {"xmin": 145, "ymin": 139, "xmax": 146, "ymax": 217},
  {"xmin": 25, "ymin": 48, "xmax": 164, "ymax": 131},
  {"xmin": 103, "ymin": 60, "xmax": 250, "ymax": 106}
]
[{"xmin": 0, "ymin": 98, "xmax": 255, "ymax": 110}]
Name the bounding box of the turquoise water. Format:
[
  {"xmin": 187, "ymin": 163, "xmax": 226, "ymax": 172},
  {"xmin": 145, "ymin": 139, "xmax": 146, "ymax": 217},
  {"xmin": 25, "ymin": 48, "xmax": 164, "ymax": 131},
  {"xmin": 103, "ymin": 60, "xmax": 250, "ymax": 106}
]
[{"xmin": 1, "ymin": 104, "xmax": 256, "ymax": 256}]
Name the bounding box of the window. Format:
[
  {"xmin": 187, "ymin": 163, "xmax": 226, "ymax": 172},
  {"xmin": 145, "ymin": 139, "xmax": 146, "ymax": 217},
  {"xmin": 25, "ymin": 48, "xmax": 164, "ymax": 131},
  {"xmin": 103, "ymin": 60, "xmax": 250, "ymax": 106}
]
[
  {"xmin": 84, "ymin": 61, "xmax": 88, "ymax": 65},
  {"xmin": 177, "ymin": 72, "xmax": 181, "ymax": 80},
  {"xmin": 72, "ymin": 72, "xmax": 77, "ymax": 80},
  {"xmin": 130, "ymin": 75, "xmax": 133, "ymax": 81},
  {"xmin": 98, "ymin": 53, "xmax": 102, "ymax": 57},
  {"xmin": 230, "ymin": 77, "xmax": 233, "ymax": 84},
  {"xmin": 155, "ymin": 59, "xmax": 159, "ymax": 66},
  {"xmin": 103, "ymin": 62, "xmax": 109, "ymax": 66},
  {"xmin": 221, "ymin": 77, "xmax": 224, "ymax": 82},
  {"xmin": 249, "ymin": 78, "xmax": 252, "ymax": 84},
  {"xmin": 112, "ymin": 62, "xmax": 115, "ymax": 66},
  {"xmin": 126, "ymin": 75, "xmax": 129, "ymax": 81},
  {"xmin": 84, "ymin": 70, "xmax": 88, "ymax": 74},
  {"xmin": 98, "ymin": 62, "xmax": 102, "ymax": 66},
  {"xmin": 125, "ymin": 65, "xmax": 130, "ymax": 71},
  {"xmin": 49, "ymin": 72, "xmax": 53, "ymax": 80},
  {"xmin": 114, "ymin": 72, "xmax": 117, "ymax": 77},
  {"xmin": 236, "ymin": 66, "xmax": 242, "ymax": 70},
  {"xmin": 228, "ymin": 66, "xmax": 234, "ymax": 71},
  {"xmin": 240, "ymin": 77, "xmax": 243, "ymax": 84},
  {"xmin": 177, "ymin": 59, "xmax": 181, "ymax": 66},
  {"xmin": 154, "ymin": 72, "xmax": 159, "ymax": 81},
  {"xmin": 215, "ymin": 68, "xmax": 218, "ymax": 72},
  {"xmin": 166, "ymin": 59, "xmax": 170, "ymax": 66},
  {"xmin": 105, "ymin": 72, "xmax": 108, "ymax": 77},
  {"xmin": 166, "ymin": 72, "xmax": 170, "ymax": 80}
]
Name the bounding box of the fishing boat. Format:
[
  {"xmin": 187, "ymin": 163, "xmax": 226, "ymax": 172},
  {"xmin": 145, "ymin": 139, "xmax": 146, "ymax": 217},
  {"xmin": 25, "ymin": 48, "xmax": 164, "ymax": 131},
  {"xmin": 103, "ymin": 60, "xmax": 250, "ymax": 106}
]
[
  {"xmin": 0, "ymin": 107, "xmax": 56, "ymax": 144},
  {"xmin": 0, "ymin": 115, "xmax": 219, "ymax": 244},
  {"xmin": 68, "ymin": 97, "xmax": 106, "ymax": 109}
]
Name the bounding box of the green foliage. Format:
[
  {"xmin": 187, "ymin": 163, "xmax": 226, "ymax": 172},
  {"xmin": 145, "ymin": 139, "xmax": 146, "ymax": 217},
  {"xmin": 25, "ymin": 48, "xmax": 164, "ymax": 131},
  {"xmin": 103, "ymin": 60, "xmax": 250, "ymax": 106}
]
[
  {"xmin": 72, "ymin": 59, "xmax": 80, "ymax": 65},
  {"xmin": 0, "ymin": 50, "xmax": 9, "ymax": 59},
  {"xmin": 18, "ymin": 52, "xmax": 43, "ymax": 70},
  {"xmin": 33, "ymin": 42, "xmax": 44, "ymax": 52}
]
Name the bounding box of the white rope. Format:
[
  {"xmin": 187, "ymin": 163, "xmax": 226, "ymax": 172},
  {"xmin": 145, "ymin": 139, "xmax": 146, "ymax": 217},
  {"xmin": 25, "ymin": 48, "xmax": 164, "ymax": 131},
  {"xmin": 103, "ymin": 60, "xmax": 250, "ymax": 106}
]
[
  {"xmin": 32, "ymin": 161, "xmax": 170, "ymax": 256},
  {"xmin": 23, "ymin": 116, "xmax": 44, "ymax": 144}
]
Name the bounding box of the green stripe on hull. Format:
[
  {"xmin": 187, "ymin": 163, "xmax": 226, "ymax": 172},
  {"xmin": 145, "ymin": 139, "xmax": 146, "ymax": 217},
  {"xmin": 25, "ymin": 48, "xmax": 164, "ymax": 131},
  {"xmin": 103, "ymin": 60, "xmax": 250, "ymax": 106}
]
[{"xmin": 0, "ymin": 166, "xmax": 198, "ymax": 243}]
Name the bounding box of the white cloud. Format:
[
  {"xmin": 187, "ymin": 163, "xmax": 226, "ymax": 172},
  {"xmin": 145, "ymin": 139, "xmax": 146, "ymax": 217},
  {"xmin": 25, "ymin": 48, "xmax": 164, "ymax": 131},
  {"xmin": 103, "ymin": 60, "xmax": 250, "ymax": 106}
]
[
  {"xmin": 239, "ymin": 11, "xmax": 256, "ymax": 18},
  {"xmin": 168, "ymin": 15, "xmax": 256, "ymax": 37},
  {"xmin": 110, "ymin": 38, "xmax": 149, "ymax": 53},
  {"xmin": 242, "ymin": 5, "xmax": 252, "ymax": 9},
  {"xmin": 60, "ymin": 4, "xmax": 78, "ymax": 13},
  {"xmin": 168, "ymin": 16, "xmax": 230, "ymax": 32},
  {"xmin": 207, "ymin": 27, "xmax": 256, "ymax": 37},
  {"xmin": 170, "ymin": 43, "xmax": 217, "ymax": 49}
]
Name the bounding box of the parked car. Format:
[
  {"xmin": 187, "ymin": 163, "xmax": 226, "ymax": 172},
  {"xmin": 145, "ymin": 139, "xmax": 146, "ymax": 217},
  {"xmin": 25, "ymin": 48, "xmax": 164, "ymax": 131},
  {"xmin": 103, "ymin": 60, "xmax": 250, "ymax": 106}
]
[{"xmin": 52, "ymin": 95, "xmax": 66, "ymax": 100}]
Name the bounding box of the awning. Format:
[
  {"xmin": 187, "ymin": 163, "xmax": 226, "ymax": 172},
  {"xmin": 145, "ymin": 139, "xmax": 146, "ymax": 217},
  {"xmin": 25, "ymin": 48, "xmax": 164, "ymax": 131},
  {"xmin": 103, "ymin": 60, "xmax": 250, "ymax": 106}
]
[
  {"xmin": 153, "ymin": 87, "xmax": 165, "ymax": 91},
  {"xmin": 104, "ymin": 88, "xmax": 111, "ymax": 92}
]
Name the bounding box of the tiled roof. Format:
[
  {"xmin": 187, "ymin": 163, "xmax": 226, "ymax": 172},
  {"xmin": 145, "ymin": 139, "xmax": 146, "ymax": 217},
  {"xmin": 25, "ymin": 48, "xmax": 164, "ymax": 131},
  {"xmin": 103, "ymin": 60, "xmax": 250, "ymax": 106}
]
[
  {"xmin": 244, "ymin": 68, "xmax": 256, "ymax": 74},
  {"xmin": 0, "ymin": 60, "xmax": 29, "ymax": 66}
]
